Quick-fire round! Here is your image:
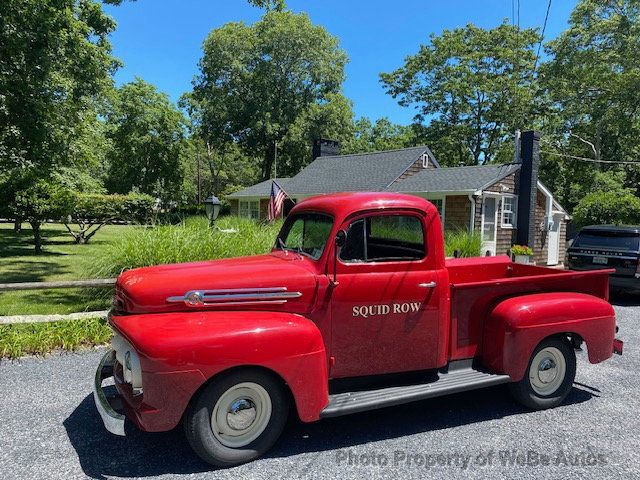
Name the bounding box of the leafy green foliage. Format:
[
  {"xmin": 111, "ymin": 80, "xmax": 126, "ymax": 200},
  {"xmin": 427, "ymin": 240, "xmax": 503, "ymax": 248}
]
[
  {"xmin": 0, "ymin": 318, "xmax": 112, "ymax": 359},
  {"xmin": 90, "ymin": 216, "xmax": 283, "ymax": 277},
  {"xmin": 444, "ymin": 230, "xmax": 482, "ymax": 258},
  {"xmin": 511, "ymin": 244, "xmax": 534, "ymax": 256},
  {"xmin": 342, "ymin": 117, "xmax": 418, "ymax": 154},
  {"xmin": 572, "ymin": 190, "xmax": 640, "ymax": 227},
  {"xmin": 188, "ymin": 10, "xmax": 348, "ymax": 180},
  {"xmin": 63, "ymin": 192, "xmax": 155, "ymax": 243},
  {"xmin": 247, "ymin": 0, "xmax": 286, "ymax": 11},
  {"xmin": 538, "ymin": 0, "xmax": 640, "ymax": 208},
  {"xmin": 0, "ymin": 0, "xmax": 118, "ymax": 174},
  {"xmin": 381, "ymin": 21, "xmax": 540, "ymax": 166},
  {"xmin": 105, "ymin": 78, "xmax": 188, "ymax": 200},
  {"xmin": 11, "ymin": 180, "xmax": 75, "ymax": 253}
]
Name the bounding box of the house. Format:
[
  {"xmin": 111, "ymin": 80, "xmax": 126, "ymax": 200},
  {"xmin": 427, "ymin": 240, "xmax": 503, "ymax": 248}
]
[{"xmin": 228, "ymin": 133, "xmax": 570, "ymax": 266}]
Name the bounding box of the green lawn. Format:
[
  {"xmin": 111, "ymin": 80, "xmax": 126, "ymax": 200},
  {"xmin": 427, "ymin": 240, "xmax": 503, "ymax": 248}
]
[{"xmin": 0, "ymin": 222, "xmax": 133, "ymax": 315}]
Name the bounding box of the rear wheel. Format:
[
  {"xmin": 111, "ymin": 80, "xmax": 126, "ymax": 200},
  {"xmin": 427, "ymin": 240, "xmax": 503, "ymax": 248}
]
[
  {"xmin": 184, "ymin": 369, "xmax": 289, "ymax": 467},
  {"xmin": 509, "ymin": 337, "xmax": 576, "ymax": 410}
]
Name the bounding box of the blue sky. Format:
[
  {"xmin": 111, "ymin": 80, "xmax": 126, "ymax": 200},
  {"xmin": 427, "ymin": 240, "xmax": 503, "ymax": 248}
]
[{"xmin": 104, "ymin": 0, "xmax": 577, "ymax": 125}]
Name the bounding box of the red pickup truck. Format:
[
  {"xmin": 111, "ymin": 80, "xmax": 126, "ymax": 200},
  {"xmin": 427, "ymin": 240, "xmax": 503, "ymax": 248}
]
[{"xmin": 94, "ymin": 192, "xmax": 623, "ymax": 467}]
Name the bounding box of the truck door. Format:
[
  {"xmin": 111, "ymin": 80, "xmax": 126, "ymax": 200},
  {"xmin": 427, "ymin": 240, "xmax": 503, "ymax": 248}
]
[{"xmin": 329, "ymin": 211, "xmax": 446, "ymax": 378}]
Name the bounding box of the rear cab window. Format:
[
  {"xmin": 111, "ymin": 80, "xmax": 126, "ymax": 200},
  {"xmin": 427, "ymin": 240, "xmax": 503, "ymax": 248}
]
[{"xmin": 340, "ymin": 214, "xmax": 425, "ymax": 263}]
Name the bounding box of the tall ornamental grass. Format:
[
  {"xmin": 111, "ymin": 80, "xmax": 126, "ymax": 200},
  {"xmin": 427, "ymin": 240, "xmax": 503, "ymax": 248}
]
[
  {"xmin": 91, "ymin": 216, "xmax": 282, "ymax": 278},
  {"xmin": 444, "ymin": 229, "xmax": 482, "ymax": 258}
]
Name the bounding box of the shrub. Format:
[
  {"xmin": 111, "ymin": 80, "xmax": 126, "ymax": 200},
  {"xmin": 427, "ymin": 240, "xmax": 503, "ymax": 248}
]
[
  {"xmin": 573, "ymin": 190, "xmax": 640, "ymax": 228},
  {"xmin": 64, "ymin": 192, "xmax": 155, "ymax": 244},
  {"xmin": 511, "ymin": 244, "xmax": 533, "ymax": 256},
  {"xmin": 11, "ymin": 180, "xmax": 75, "ymax": 253},
  {"xmin": 444, "ymin": 229, "xmax": 482, "ymax": 258},
  {"xmin": 90, "ymin": 216, "xmax": 283, "ymax": 277}
]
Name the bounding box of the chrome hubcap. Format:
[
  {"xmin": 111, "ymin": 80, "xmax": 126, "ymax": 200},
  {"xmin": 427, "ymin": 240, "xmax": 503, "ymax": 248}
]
[
  {"xmin": 537, "ymin": 358, "xmax": 558, "ymax": 384},
  {"xmin": 211, "ymin": 382, "xmax": 272, "ymax": 448},
  {"xmin": 227, "ymin": 398, "xmax": 257, "ymax": 431},
  {"xmin": 529, "ymin": 347, "xmax": 566, "ymax": 396}
]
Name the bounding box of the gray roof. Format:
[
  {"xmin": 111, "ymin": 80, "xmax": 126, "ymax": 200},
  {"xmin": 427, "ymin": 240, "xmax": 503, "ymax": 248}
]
[
  {"xmin": 388, "ymin": 163, "xmax": 521, "ymax": 193},
  {"xmin": 227, "ymin": 178, "xmax": 291, "ymax": 198},
  {"xmin": 283, "ymin": 145, "xmax": 435, "ymax": 195}
]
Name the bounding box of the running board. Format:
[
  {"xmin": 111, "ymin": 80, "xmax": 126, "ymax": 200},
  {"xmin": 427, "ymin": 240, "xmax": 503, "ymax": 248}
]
[{"xmin": 320, "ymin": 368, "xmax": 511, "ymax": 418}]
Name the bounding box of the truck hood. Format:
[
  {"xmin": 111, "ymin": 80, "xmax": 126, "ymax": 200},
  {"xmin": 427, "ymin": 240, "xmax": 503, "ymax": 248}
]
[{"xmin": 114, "ymin": 252, "xmax": 319, "ymax": 315}]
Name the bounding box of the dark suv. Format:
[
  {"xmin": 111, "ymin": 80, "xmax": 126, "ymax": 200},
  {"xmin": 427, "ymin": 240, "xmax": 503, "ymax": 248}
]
[{"xmin": 568, "ymin": 225, "xmax": 640, "ymax": 293}]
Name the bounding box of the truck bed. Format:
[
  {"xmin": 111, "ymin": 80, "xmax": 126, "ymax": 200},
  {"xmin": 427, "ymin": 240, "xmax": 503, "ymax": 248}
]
[{"xmin": 443, "ymin": 255, "xmax": 613, "ymax": 361}]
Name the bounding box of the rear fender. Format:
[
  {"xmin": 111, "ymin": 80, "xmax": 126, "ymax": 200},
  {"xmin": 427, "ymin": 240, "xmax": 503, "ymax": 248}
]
[
  {"xmin": 482, "ymin": 292, "xmax": 615, "ymax": 381},
  {"xmin": 110, "ymin": 310, "xmax": 329, "ymax": 427}
]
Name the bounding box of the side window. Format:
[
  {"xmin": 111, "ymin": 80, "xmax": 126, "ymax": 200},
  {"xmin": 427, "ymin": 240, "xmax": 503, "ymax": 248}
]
[{"xmin": 340, "ymin": 215, "xmax": 425, "ymax": 263}]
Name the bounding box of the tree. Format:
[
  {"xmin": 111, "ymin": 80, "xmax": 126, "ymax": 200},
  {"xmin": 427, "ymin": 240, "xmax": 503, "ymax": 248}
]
[
  {"xmin": 380, "ymin": 22, "xmax": 540, "ymax": 166},
  {"xmin": 63, "ymin": 192, "xmax": 154, "ymax": 244},
  {"xmin": 540, "ymin": 0, "xmax": 640, "ymax": 205},
  {"xmin": 248, "ymin": 0, "xmax": 286, "ymax": 11},
  {"xmin": 190, "ymin": 10, "xmax": 348, "ymax": 180},
  {"xmin": 0, "ymin": 0, "xmax": 119, "ymax": 175},
  {"xmin": 0, "ymin": 0, "xmax": 123, "ymax": 247},
  {"xmin": 11, "ymin": 181, "xmax": 74, "ymax": 253},
  {"xmin": 105, "ymin": 78, "xmax": 188, "ymax": 200},
  {"xmin": 573, "ymin": 190, "xmax": 640, "ymax": 227},
  {"xmin": 342, "ymin": 117, "xmax": 417, "ymax": 154}
]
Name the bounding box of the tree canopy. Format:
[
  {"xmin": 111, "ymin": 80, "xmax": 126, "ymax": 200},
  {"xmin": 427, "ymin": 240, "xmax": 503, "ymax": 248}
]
[
  {"xmin": 189, "ymin": 10, "xmax": 349, "ymax": 181},
  {"xmin": 105, "ymin": 78, "xmax": 188, "ymax": 200},
  {"xmin": 381, "ymin": 21, "xmax": 540, "ymax": 166}
]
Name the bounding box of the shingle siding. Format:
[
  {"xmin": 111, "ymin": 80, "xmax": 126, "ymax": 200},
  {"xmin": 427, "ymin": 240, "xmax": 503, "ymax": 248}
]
[{"xmin": 444, "ymin": 196, "xmax": 470, "ymax": 231}]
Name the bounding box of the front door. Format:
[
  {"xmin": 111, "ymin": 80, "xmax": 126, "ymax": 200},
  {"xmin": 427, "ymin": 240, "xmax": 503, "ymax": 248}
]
[
  {"xmin": 547, "ymin": 213, "xmax": 562, "ymax": 265},
  {"xmin": 481, "ymin": 195, "xmax": 499, "ymax": 256},
  {"xmin": 329, "ymin": 212, "xmax": 446, "ymax": 378}
]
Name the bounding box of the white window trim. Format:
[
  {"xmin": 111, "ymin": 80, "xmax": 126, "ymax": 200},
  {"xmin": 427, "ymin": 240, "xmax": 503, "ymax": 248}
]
[
  {"xmin": 238, "ymin": 198, "xmax": 260, "ymax": 220},
  {"xmin": 426, "ymin": 195, "xmax": 446, "ymax": 227},
  {"xmin": 500, "ymin": 194, "xmax": 517, "ymax": 228}
]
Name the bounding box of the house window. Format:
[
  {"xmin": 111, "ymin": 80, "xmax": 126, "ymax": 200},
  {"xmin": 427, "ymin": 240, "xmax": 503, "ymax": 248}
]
[
  {"xmin": 501, "ymin": 196, "xmax": 517, "ymax": 227},
  {"xmin": 428, "ymin": 198, "xmax": 445, "ymax": 221},
  {"xmin": 239, "ymin": 200, "xmax": 260, "ymax": 220}
]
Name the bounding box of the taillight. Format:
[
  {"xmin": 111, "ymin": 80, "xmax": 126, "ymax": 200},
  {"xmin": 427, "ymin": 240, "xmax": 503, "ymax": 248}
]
[{"xmin": 636, "ymin": 258, "xmax": 640, "ymax": 278}]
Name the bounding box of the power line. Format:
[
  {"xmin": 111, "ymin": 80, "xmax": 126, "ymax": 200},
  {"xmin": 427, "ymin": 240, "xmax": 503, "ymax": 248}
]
[
  {"xmin": 534, "ymin": 0, "xmax": 552, "ymax": 72},
  {"xmin": 541, "ymin": 150, "xmax": 640, "ymax": 166}
]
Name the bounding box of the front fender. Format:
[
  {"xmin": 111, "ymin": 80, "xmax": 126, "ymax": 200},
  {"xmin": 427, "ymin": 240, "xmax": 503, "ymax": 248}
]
[
  {"xmin": 110, "ymin": 310, "xmax": 328, "ymax": 427},
  {"xmin": 482, "ymin": 292, "xmax": 615, "ymax": 381}
]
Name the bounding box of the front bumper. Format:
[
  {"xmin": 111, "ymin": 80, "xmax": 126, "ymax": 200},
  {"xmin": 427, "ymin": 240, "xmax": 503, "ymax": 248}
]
[{"xmin": 93, "ymin": 350, "xmax": 126, "ymax": 436}]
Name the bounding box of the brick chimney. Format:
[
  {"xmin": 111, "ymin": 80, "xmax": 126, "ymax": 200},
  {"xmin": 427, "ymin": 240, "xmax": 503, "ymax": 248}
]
[
  {"xmin": 313, "ymin": 139, "xmax": 340, "ymax": 159},
  {"xmin": 516, "ymin": 130, "xmax": 541, "ymax": 248}
]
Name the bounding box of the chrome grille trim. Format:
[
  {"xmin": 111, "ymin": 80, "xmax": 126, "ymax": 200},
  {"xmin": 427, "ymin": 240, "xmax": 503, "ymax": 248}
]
[{"xmin": 166, "ymin": 287, "xmax": 302, "ymax": 307}]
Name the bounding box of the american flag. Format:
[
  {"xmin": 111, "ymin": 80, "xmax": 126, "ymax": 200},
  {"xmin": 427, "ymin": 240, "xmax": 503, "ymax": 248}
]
[{"xmin": 267, "ymin": 180, "xmax": 287, "ymax": 221}]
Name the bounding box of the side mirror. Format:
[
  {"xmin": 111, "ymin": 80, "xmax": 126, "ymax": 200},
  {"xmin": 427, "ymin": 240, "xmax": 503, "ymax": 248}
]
[{"xmin": 332, "ymin": 230, "xmax": 346, "ymax": 286}]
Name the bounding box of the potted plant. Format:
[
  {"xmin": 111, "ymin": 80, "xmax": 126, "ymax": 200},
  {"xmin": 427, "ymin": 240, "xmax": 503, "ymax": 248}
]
[{"xmin": 511, "ymin": 244, "xmax": 534, "ymax": 264}]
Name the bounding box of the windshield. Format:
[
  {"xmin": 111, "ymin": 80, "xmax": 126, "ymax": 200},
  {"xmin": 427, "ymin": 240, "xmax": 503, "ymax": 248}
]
[
  {"xmin": 275, "ymin": 213, "xmax": 333, "ymax": 260},
  {"xmin": 573, "ymin": 231, "xmax": 640, "ymax": 251}
]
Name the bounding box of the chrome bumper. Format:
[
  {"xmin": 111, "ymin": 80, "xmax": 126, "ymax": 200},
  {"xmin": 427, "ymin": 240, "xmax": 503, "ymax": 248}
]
[{"xmin": 93, "ymin": 350, "xmax": 126, "ymax": 436}]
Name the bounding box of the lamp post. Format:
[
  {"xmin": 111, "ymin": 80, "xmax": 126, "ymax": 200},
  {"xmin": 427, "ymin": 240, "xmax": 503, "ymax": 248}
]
[{"xmin": 203, "ymin": 194, "xmax": 221, "ymax": 227}]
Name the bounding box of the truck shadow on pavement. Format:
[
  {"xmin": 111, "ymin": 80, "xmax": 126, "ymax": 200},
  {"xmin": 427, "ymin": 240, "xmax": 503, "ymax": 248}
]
[{"xmin": 64, "ymin": 384, "xmax": 596, "ymax": 479}]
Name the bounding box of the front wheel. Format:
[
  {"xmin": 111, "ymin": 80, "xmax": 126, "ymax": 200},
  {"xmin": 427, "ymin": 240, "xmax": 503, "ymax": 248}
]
[
  {"xmin": 509, "ymin": 337, "xmax": 576, "ymax": 410},
  {"xmin": 184, "ymin": 369, "xmax": 289, "ymax": 467}
]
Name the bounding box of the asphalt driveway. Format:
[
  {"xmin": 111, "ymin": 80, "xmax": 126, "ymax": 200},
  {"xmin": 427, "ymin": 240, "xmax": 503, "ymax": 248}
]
[{"xmin": 1, "ymin": 298, "xmax": 638, "ymax": 479}]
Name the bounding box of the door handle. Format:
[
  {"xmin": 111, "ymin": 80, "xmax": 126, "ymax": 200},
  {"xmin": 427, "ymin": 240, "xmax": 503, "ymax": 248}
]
[{"xmin": 418, "ymin": 281, "xmax": 437, "ymax": 288}]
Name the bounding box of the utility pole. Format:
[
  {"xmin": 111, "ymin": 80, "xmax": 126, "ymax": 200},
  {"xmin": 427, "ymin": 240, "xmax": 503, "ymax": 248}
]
[
  {"xmin": 273, "ymin": 140, "xmax": 278, "ymax": 179},
  {"xmin": 196, "ymin": 152, "xmax": 201, "ymax": 204}
]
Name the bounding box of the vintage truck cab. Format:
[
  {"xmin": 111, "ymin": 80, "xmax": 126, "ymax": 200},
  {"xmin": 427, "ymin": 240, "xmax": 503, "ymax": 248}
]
[{"xmin": 94, "ymin": 192, "xmax": 623, "ymax": 467}]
